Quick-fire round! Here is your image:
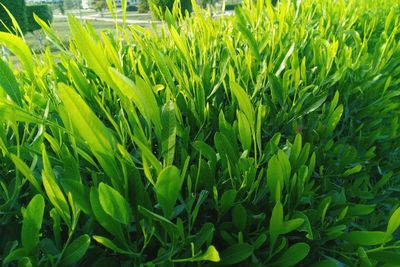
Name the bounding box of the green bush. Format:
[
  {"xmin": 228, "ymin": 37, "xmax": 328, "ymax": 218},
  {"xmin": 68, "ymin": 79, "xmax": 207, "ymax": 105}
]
[
  {"xmin": 0, "ymin": 0, "xmax": 400, "ymax": 266},
  {"xmin": 26, "ymin": 5, "xmax": 53, "ymax": 32},
  {"xmin": 137, "ymin": 0, "xmax": 149, "ymax": 13},
  {"xmin": 149, "ymin": 0, "xmax": 192, "ymax": 19},
  {"xmin": 127, "ymin": 5, "xmax": 138, "ymax": 11},
  {"xmin": 0, "ymin": 0, "xmax": 27, "ymax": 33},
  {"xmin": 225, "ymin": 3, "xmax": 239, "ymax": 10}
]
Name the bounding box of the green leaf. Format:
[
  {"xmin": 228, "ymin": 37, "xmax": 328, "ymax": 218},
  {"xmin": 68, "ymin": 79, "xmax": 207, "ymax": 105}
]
[
  {"xmin": 192, "ymin": 141, "xmax": 217, "ymax": 164},
  {"xmin": 280, "ymin": 218, "xmax": 304, "ymax": 234},
  {"xmin": 192, "ymin": 245, "xmax": 220, "ymax": 262},
  {"xmin": 93, "ymin": 236, "xmax": 133, "ymax": 255},
  {"xmin": 274, "ymin": 243, "xmax": 310, "ymax": 266},
  {"xmin": 22, "ymin": 195, "xmax": 45, "ymax": 252},
  {"xmin": 98, "ymin": 183, "xmax": 131, "ymax": 225},
  {"xmin": 109, "ymin": 68, "xmax": 162, "ymax": 135},
  {"xmin": 270, "ymin": 201, "xmax": 283, "ymax": 248},
  {"xmin": 161, "ymin": 101, "xmax": 176, "ymax": 166},
  {"xmin": 267, "ymin": 155, "xmax": 284, "ymax": 202},
  {"xmin": 229, "ymin": 68, "xmax": 255, "ymax": 125},
  {"xmin": 232, "ymin": 204, "xmax": 247, "ymax": 231},
  {"xmin": 42, "ymin": 146, "xmax": 71, "ymax": 226},
  {"xmin": 237, "ymin": 111, "xmax": 252, "ymax": 152},
  {"xmin": 0, "ymin": 59, "xmax": 23, "ymax": 106},
  {"xmin": 368, "ymin": 251, "xmax": 400, "ymax": 264},
  {"xmin": 0, "ymin": 32, "xmax": 34, "ymax": 80},
  {"xmin": 220, "ymin": 243, "xmax": 254, "ymax": 265},
  {"xmin": 3, "ymin": 248, "xmax": 29, "ymax": 265},
  {"xmin": 343, "ymin": 165, "xmax": 362, "ymax": 177},
  {"xmin": 58, "ymin": 84, "xmax": 122, "ymax": 190},
  {"xmin": 61, "ymin": 179, "xmax": 92, "ymax": 215},
  {"xmin": 343, "ymin": 231, "xmax": 392, "ymax": 246},
  {"xmin": 68, "ymin": 16, "xmax": 114, "ymax": 87},
  {"xmin": 61, "ymin": 235, "xmax": 91, "ymax": 266},
  {"xmin": 387, "ymin": 206, "xmax": 400, "ymax": 235},
  {"xmin": 220, "ymin": 189, "xmax": 237, "ymax": 214},
  {"xmin": 10, "ymin": 154, "xmax": 42, "ymax": 194},
  {"xmin": 268, "ymin": 73, "xmax": 284, "ymax": 106},
  {"xmin": 155, "ymin": 166, "xmax": 183, "ymax": 218},
  {"xmin": 90, "ymin": 187, "xmax": 125, "ymax": 243}
]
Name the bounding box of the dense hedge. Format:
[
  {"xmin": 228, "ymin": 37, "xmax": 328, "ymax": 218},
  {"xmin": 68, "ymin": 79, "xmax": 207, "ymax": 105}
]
[
  {"xmin": 0, "ymin": 0, "xmax": 27, "ymax": 33},
  {"xmin": 26, "ymin": 5, "xmax": 53, "ymax": 32},
  {"xmin": 0, "ymin": 0, "xmax": 400, "ymax": 266}
]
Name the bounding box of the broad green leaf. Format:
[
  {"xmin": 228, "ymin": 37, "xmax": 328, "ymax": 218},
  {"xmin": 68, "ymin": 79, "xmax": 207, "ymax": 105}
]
[
  {"xmin": 268, "ymin": 74, "xmax": 284, "ymax": 106},
  {"xmin": 0, "ymin": 59, "xmax": 23, "ymax": 106},
  {"xmin": 10, "ymin": 154, "xmax": 42, "ymax": 193},
  {"xmin": 280, "ymin": 218, "xmax": 305, "ymax": 234},
  {"xmin": 61, "ymin": 179, "xmax": 92, "ymax": 215},
  {"xmin": 155, "ymin": 166, "xmax": 183, "ymax": 218},
  {"xmin": 220, "ymin": 189, "xmax": 237, "ymax": 214},
  {"xmin": 68, "ymin": 16, "xmax": 114, "ymax": 87},
  {"xmin": 267, "ymin": 155, "xmax": 284, "ymax": 202},
  {"xmin": 343, "ymin": 231, "xmax": 392, "ymax": 246},
  {"xmin": 109, "ymin": 68, "xmax": 162, "ymax": 135},
  {"xmin": 161, "ymin": 101, "xmax": 176, "ymax": 166},
  {"xmin": 237, "ymin": 111, "xmax": 252, "ymax": 152},
  {"xmin": 0, "ymin": 32, "xmax": 34, "ymax": 80},
  {"xmin": 387, "ymin": 206, "xmax": 400, "ymax": 235},
  {"xmin": 357, "ymin": 247, "xmax": 372, "ymax": 267},
  {"xmin": 229, "ymin": 72, "xmax": 255, "ymax": 126},
  {"xmin": 368, "ymin": 251, "xmax": 400, "ymax": 264},
  {"xmin": 42, "ymin": 146, "xmax": 71, "ymax": 226},
  {"xmin": 274, "ymin": 243, "xmax": 310, "ymax": 266},
  {"xmin": 58, "ymin": 84, "xmax": 122, "ymax": 189},
  {"xmin": 232, "ymin": 204, "xmax": 247, "ymax": 231},
  {"xmin": 3, "ymin": 248, "xmax": 29, "ymax": 265},
  {"xmin": 22, "ymin": 195, "xmax": 45, "ymax": 252},
  {"xmin": 236, "ymin": 21, "xmax": 260, "ymax": 61},
  {"xmin": 192, "ymin": 141, "xmax": 217, "ymax": 164},
  {"xmin": 98, "ymin": 182, "xmax": 131, "ymax": 225},
  {"xmin": 90, "ymin": 187, "xmax": 125, "ymax": 243},
  {"xmin": 270, "ymin": 201, "xmax": 283, "ymax": 248},
  {"xmin": 220, "ymin": 243, "xmax": 254, "ymax": 265},
  {"xmin": 61, "ymin": 235, "xmax": 90, "ymax": 266}
]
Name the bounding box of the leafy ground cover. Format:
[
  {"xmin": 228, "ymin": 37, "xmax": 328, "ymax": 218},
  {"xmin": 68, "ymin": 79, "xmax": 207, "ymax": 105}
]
[{"xmin": 0, "ymin": 0, "xmax": 400, "ymax": 266}]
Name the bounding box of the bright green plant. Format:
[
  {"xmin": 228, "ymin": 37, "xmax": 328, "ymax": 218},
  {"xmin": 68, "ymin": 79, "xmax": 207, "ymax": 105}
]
[
  {"xmin": 0, "ymin": 0, "xmax": 399, "ymax": 266},
  {"xmin": 26, "ymin": 5, "xmax": 53, "ymax": 32}
]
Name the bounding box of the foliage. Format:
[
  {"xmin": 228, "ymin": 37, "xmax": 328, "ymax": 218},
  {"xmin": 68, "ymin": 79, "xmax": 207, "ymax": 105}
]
[
  {"xmin": 0, "ymin": 0, "xmax": 27, "ymax": 33},
  {"xmin": 127, "ymin": 4, "xmax": 138, "ymax": 11},
  {"xmin": 92, "ymin": 0, "xmax": 107, "ymax": 12},
  {"xmin": 137, "ymin": 0, "xmax": 149, "ymax": 13},
  {"xmin": 0, "ymin": 0, "xmax": 400, "ymax": 266},
  {"xmin": 26, "ymin": 5, "xmax": 53, "ymax": 33},
  {"xmin": 149, "ymin": 0, "xmax": 192, "ymax": 19}
]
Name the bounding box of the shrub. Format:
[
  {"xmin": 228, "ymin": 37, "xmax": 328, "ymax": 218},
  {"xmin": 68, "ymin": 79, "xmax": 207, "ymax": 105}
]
[
  {"xmin": 225, "ymin": 3, "xmax": 239, "ymax": 10},
  {"xmin": 127, "ymin": 5, "xmax": 138, "ymax": 11},
  {"xmin": 137, "ymin": 0, "xmax": 149, "ymax": 13},
  {"xmin": 26, "ymin": 5, "xmax": 53, "ymax": 32},
  {"xmin": 149, "ymin": 0, "xmax": 192, "ymax": 19},
  {"xmin": 0, "ymin": 0, "xmax": 400, "ymax": 266},
  {"xmin": 0, "ymin": 0, "xmax": 27, "ymax": 33}
]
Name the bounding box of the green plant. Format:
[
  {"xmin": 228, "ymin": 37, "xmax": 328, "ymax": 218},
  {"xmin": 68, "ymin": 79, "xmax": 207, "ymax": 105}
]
[
  {"xmin": 26, "ymin": 5, "xmax": 53, "ymax": 33},
  {"xmin": 0, "ymin": 0, "xmax": 399, "ymax": 266},
  {"xmin": 0, "ymin": 0, "xmax": 27, "ymax": 33}
]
